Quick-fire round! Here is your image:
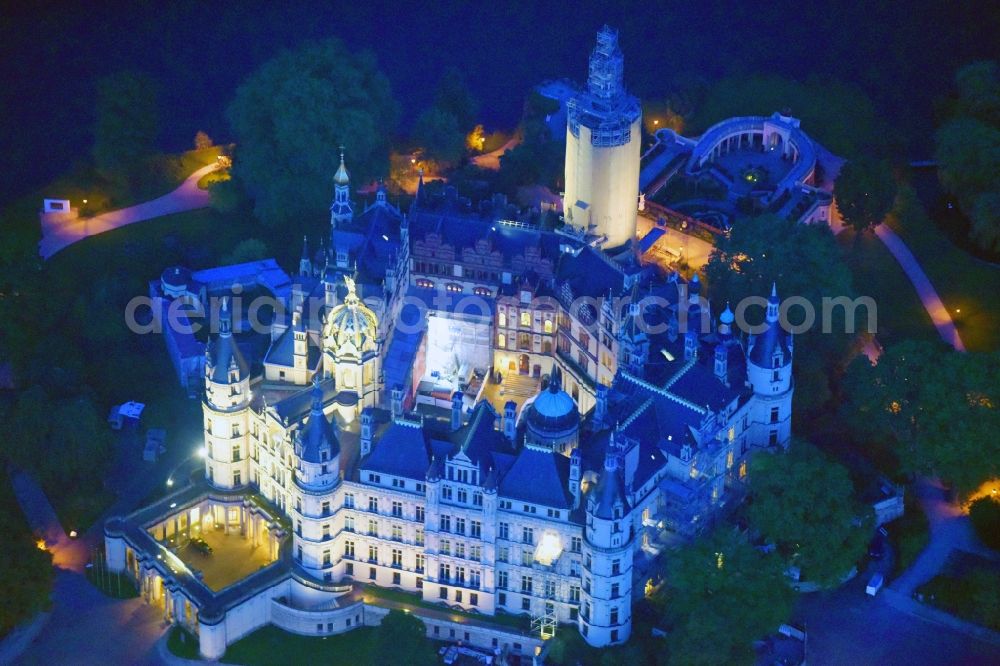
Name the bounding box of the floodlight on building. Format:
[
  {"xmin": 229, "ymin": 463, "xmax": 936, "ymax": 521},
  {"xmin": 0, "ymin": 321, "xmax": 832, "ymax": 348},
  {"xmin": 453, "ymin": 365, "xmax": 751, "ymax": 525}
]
[
  {"xmin": 534, "ymin": 532, "xmax": 563, "ymax": 566},
  {"xmin": 196, "ymin": 446, "xmax": 207, "ymax": 459}
]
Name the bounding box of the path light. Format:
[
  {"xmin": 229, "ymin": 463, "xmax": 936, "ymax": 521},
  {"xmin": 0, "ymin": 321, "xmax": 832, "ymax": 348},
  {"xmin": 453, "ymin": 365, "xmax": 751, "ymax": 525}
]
[
  {"xmin": 69, "ymin": 530, "xmax": 78, "ymax": 538},
  {"xmin": 166, "ymin": 478, "xmax": 174, "ymax": 487}
]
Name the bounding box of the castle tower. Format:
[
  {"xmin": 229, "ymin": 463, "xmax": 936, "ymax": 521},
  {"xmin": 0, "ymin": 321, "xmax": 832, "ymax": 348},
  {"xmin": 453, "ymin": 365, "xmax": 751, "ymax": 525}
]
[
  {"xmin": 292, "ymin": 376, "xmax": 341, "ymax": 580},
  {"xmin": 581, "ymin": 442, "xmax": 634, "ymax": 646},
  {"xmin": 747, "ymin": 284, "xmax": 794, "ymax": 449},
  {"xmin": 563, "ymin": 26, "xmax": 642, "ymax": 250},
  {"xmin": 203, "ymin": 297, "xmax": 251, "ymax": 489},
  {"xmin": 330, "ymin": 147, "xmax": 353, "ymax": 228}
]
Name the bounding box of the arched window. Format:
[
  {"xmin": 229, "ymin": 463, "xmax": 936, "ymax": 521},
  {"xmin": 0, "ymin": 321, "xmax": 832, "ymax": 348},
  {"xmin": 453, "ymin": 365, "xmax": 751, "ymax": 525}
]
[{"xmin": 498, "ymin": 312, "xmax": 506, "ymax": 328}]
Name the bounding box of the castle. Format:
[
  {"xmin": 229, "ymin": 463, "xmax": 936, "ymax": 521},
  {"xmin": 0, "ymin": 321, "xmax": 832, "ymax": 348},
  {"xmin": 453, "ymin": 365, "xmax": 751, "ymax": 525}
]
[{"xmin": 105, "ymin": 27, "xmax": 793, "ymax": 660}]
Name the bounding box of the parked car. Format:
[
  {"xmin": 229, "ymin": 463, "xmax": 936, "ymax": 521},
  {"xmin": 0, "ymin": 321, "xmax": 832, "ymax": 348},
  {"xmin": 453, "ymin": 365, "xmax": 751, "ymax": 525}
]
[{"xmin": 866, "ymin": 573, "xmax": 884, "ymax": 596}]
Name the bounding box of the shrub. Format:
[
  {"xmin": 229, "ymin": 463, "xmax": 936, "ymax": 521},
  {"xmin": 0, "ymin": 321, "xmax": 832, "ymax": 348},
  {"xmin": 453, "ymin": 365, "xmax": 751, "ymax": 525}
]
[{"xmin": 969, "ymin": 496, "xmax": 1000, "ymax": 550}]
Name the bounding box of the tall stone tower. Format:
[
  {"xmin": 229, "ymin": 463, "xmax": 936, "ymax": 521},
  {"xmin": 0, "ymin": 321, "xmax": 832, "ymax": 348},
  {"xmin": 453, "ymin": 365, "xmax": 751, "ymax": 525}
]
[
  {"xmin": 746, "ymin": 284, "xmax": 794, "ymax": 449},
  {"xmin": 203, "ymin": 297, "xmax": 251, "ymax": 489},
  {"xmin": 563, "ymin": 26, "xmax": 642, "ymax": 251}
]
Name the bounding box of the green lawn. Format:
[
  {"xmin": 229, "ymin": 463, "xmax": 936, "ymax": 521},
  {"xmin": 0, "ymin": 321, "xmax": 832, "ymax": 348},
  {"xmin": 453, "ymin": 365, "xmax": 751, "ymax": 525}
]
[
  {"xmin": 917, "ymin": 556, "xmax": 1000, "ymax": 631},
  {"xmin": 885, "ymin": 182, "xmax": 1000, "ymax": 351},
  {"xmin": 837, "ymin": 228, "xmax": 939, "ymax": 348},
  {"xmin": 362, "ymin": 585, "xmax": 531, "ymax": 631},
  {"xmin": 221, "ymin": 625, "xmax": 379, "ymax": 666}
]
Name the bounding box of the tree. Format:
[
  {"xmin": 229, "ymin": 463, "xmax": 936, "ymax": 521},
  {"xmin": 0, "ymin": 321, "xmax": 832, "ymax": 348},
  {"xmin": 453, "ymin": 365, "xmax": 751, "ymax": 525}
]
[
  {"xmin": 749, "ymin": 440, "xmax": 872, "ymax": 586},
  {"xmin": 660, "ymin": 528, "xmax": 794, "ymax": 665},
  {"xmin": 968, "ymin": 496, "xmax": 1000, "ymax": 550},
  {"xmin": 227, "ymin": 39, "xmax": 398, "ymax": 229},
  {"xmin": 372, "ymin": 610, "xmax": 436, "ymax": 666},
  {"xmin": 221, "ymin": 238, "xmax": 268, "ymax": 266},
  {"xmin": 194, "ymin": 131, "xmax": 213, "ymax": 150},
  {"xmin": 208, "ymin": 177, "xmax": 245, "ymax": 215},
  {"xmin": 935, "ymin": 62, "xmax": 1000, "ymax": 253},
  {"xmin": 834, "ymin": 157, "xmax": 897, "ymax": 237},
  {"xmin": 434, "ymin": 67, "xmax": 479, "ymax": 133},
  {"xmin": 412, "ymin": 107, "xmax": 465, "ymax": 165},
  {"xmin": 92, "ymin": 71, "xmax": 159, "ymax": 177},
  {"xmin": 840, "ymin": 341, "xmax": 1000, "ymax": 497},
  {"xmin": 705, "ymin": 214, "xmax": 856, "ymax": 412}
]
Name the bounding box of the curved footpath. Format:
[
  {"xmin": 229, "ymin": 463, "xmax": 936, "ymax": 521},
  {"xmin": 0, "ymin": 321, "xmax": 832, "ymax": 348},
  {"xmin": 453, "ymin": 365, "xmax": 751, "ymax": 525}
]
[
  {"xmin": 39, "ymin": 162, "xmax": 220, "ymax": 260},
  {"xmin": 873, "ymin": 224, "xmax": 966, "ymax": 351}
]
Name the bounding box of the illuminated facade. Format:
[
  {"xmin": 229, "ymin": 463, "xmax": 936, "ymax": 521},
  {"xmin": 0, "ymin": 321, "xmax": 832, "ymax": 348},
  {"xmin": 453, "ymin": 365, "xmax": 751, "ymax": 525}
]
[{"xmin": 108, "ymin": 27, "xmax": 796, "ymax": 656}]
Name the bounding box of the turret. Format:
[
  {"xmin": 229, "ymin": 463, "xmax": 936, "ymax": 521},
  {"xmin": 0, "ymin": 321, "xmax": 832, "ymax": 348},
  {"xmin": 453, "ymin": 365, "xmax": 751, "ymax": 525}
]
[
  {"xmin": 203, "ymin": 297, "xmax": 251, "ymax": 489},
  {"xmin": 299, "ymin": 236, "xmax": 312, "ymax": 276},
  {"xmin": 502, "ymin": 400, "xmax": 517, "ymax": 441},
  {"xmin": 330, "ymin": 147, "xmax": 353, "ymax": 227},
  {"xmin": 581, "ymin": 441, "xmax": 634, "ymax": 646},
  {"xmin": 294, "ymin": 376, "xmax": 340, "ymax": 489},
  {"xmin": 747, "ymin": 284, "xmax": 794, "ymax": 449},
  {"xmin": 714, "ymin": 303, "xmax": 735, "ymax": 382}
]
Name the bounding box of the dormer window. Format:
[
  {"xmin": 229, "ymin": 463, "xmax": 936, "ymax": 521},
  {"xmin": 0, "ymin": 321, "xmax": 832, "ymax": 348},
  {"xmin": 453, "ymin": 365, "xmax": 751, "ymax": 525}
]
[{"xmin": 772, "ymin": 354, "xmax": 781, "ymax": 368}]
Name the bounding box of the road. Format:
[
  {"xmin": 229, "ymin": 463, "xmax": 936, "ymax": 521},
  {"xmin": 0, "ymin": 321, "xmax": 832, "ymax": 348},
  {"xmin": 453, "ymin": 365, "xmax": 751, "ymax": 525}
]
[{"xmin": 39, "ymin": 162, "xmax": 220, "ymax": 260}]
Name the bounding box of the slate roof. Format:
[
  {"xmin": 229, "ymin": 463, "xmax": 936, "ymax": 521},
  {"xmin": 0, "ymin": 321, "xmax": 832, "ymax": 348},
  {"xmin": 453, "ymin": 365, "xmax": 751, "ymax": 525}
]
[
  {"xmin": 498, "ymin": 448, "xmax": 574, "ymax": 509},
  {"xmin": 363, "ymin": 418, "xmax": 431, "ymax": 481},
  {"xmin": 264, "ymin": 327, "xmax": 321, "ymax": 369},
  {"xmin": 297, "ymin": 381, "xmax": 339, "ymax": 464},
  {"xmin": 749, "ymin": 321, "xmax": 792, "ymax": 367}
]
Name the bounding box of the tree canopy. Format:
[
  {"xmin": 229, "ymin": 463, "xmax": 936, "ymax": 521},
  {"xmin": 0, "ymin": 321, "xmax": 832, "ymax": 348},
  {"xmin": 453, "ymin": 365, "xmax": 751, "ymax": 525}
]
[
  {"xmin": 840, "ymin": 341, "xmax": 1000, "ymax": 497},
  {"xmin": 705, "ymin": 213, "xmax": 856, "ymax": 412},
  {"xmin": 834, "ymin": 157, "xmax": 897, "ymax": 236},
  {"xmin": 412, "ymin": 107, "xmax": 465, "ymax": 165},
  {"xmin": 935, "ymin": 61, "xmax": 1000, "ymax": 253},
  {"xmin": 433, "ymin": 67, "xmax": 479, "ymax": 133},
  {"xmin": 659, "ymin": 528, "xmax": 794, "ymax": 665},
  {"xmin": 92, "ymin": 71, "xmax": 159, "ymax": 177},
  {"xmin": 694, "ymin": 75, "xmax": 890, "ymax": 158},
  {"xmin": 372, "ymin": 610, "xmax": 437, "ymax": 666},
  {"xmin": 227, "ymin": 39, "xmax": 398, "ymax": 229},
  {"xmin": 749, "ymin": 440, "xmax": 871, "ymax": 586},
  {"xmin": 221, "ymin": 238, "xmax": 268, "ymax": 266}
]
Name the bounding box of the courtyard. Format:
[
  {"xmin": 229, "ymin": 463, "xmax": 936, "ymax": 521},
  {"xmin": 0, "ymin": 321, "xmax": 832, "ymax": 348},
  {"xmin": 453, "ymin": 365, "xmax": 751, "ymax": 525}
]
[{"xmin": 174, "ymin": 527, "xmax": 275, "ymax": 592}]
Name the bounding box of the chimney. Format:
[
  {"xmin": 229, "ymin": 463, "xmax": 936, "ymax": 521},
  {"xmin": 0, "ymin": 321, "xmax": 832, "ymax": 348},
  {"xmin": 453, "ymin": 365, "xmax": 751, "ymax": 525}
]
[
  {"xmin": 594, "ymin": 384, "xmax": 608, "ymax": 428},
  {"xmin": 569, "ymin": 448, "xmax": 582, "ymax": 509},
  {"xmin": 503, "ymin": 400, "xmax": 517, "ymax": 441},
  {"xmin": 451, "ymin": 391, "xmax": 463, "ymax": 431},
  {"xmin": 360, "ymin": 407, "xmax": 374, "ymax": 456},
  {"xmin": 391, "ymin": 384, "xmax": 403, "ymax": 419}
]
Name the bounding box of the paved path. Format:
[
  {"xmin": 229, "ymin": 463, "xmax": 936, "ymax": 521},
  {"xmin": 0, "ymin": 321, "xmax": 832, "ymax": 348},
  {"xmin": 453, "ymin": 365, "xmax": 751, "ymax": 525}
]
[
  {"xmin": 39, "ymin": 162, "xmax": 220, "ymax": 260},
  {"xmin": 471, "ymin": 136, "xmax": 520, "ymax": 171},
  {"xmin": 873, "ymin": 224, "xmax": 966, "ymax": 351}
]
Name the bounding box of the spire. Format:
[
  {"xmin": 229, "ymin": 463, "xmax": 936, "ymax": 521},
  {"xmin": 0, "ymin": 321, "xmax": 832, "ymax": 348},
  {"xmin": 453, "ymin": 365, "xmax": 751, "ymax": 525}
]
[
  {"xmin": 334, "ymin": 146, "xmax": 350, "ymax": 185},
  {"xmin": 301, "ymin": 235, "xmax": 309, "ymax": 261},
  {"xmin": 219, "ymin": 297, "xmax": 232, "ymax": 337},
  {"xmin": 310, "ymin": 374, "xmax": 323, "ymax": 413},
  {"xmin": 767, "ymin": 282, "xmax": 779, "ymax": 323},
  {"xmin": 719, "ymin": 301, "xmax": 734, "ymax": 336}
]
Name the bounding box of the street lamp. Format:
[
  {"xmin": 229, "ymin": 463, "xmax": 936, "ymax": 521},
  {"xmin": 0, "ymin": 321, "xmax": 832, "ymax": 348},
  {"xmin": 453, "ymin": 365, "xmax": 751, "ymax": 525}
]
[{"xmin": 166, "ymin": 446, "xmax": 208, "ymax": 488}]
